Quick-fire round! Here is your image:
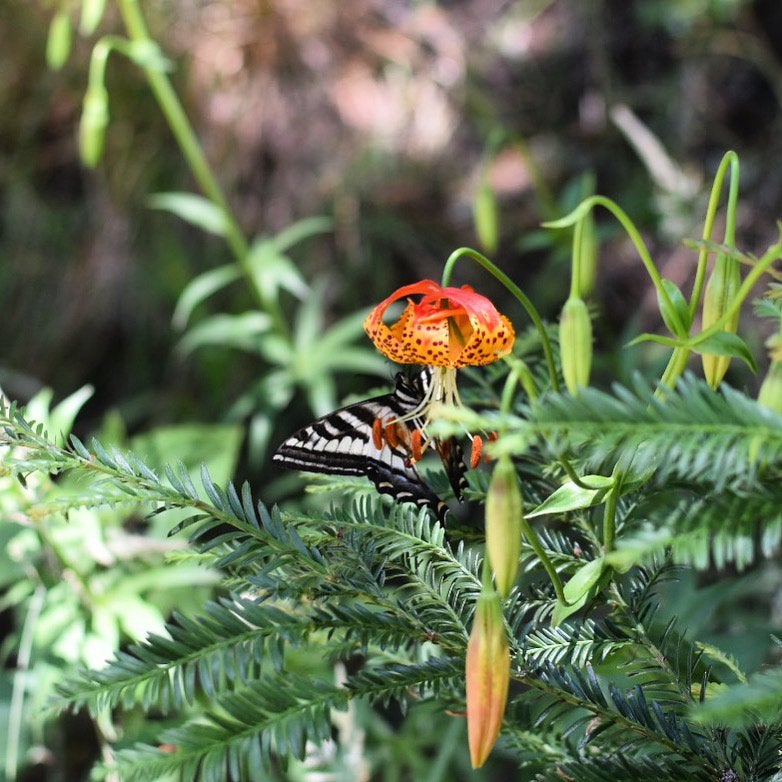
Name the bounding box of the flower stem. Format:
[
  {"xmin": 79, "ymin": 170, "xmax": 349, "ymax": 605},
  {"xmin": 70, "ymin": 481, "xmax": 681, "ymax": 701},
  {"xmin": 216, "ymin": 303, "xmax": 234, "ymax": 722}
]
[
  {"xmin": 521, "ymin": 514, "xmax": 568, "ymax": 604},
  {"xmin": 441, "ymin": 248, "xmax": 560, "ymax": 392},
  {"xmin": 658, "ymin": 152, "xmax": 740, "ymax": 391},
  {"xmin": 601, "ymin": 465, "xmax": 623, "ymax": 553},
  {"xmin": 115, "ymin": 0, "xmax": 249, "ymax": 265},
  {"xmin": 545, "ymin": 196, "xmax": 685, "ymax": 337},
  {"xmin": 688, "ymin": 150, "xmax": 740, "ymax": 322}
]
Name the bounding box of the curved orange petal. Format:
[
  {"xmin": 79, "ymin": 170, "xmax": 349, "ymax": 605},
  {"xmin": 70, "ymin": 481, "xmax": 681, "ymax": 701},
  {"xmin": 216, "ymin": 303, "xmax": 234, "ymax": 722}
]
[{"xmin": 364, "ymin": 280, "xmax": 515, "ymax": 367}]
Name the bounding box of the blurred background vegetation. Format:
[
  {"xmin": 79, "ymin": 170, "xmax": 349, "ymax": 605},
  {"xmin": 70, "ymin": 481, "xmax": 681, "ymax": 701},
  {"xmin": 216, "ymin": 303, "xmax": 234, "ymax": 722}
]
[{"xmin": 2, "ymin": 0, "xmax": 782, "ymax": 779}]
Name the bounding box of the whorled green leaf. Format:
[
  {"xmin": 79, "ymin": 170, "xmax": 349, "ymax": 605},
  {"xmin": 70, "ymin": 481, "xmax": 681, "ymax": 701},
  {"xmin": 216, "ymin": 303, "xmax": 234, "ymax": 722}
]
[
  {"xmin": 148, "ymin": 192, "xmax": 230, "ymax": 236},
  {"xmin": 527, "ymin": 475, "xmax": 613, "ymax": 518},
  {"xmin": 657, "ymin": 278, "xmax": 691, "ymax": 337},
  {"xmin": 691, "ymin": 331, "xmax": 758, "ymax": 372},
  {"xmin": 177, "ymin": 312, "xmax": 272, "ymax": 355},
  {"xmin": 690, "ymin": 669, "xmax": 782, "ymax": 727},
  {"xmin": 172, "ymin": 264, "xmax": 243, "ymax": 331},
  {"xmin": 551, "ymin": 557, "xmax": 607, "ymax": 626}
]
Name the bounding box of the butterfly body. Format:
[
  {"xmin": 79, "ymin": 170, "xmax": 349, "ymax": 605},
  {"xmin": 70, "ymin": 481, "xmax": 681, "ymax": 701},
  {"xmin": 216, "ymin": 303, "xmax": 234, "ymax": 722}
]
[{"xmin": 272, "ymin": 369, "xmax": 466, "ymax": 522}]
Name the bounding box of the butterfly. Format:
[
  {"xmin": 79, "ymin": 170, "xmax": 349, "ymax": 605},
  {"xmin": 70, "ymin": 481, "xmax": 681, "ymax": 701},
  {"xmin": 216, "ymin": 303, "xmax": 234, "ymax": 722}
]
[{"xmin": 272, "ymin": 368, "xmax": 467, "ymax": 522}]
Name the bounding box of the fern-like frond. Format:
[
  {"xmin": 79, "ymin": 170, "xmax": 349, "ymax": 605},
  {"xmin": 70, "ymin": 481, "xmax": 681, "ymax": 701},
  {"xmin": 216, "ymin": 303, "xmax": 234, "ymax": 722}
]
[
  {"xmin": 609, "ymin": 484, "xmax": 782, "ymax": 572},
  {"xmin": 345, "ymin": 655, "xmax": 463, "ymax": 706},
  {"xmin": 111, "ymin": 673, "xmax": 346, "ymax": 782},
  {"xmin": 322, "ymin": 498, "xmax": 483, "ymax": 623},
  {"xmin": 495, "ymin": 375, "xmax": 782, "ymax": 487},
  {"xmin": 514, "ymin": 662, "xmax": 725, "ymax": 779},
  {"xmin": 523, "ymin": 620, "xmax": 632, "ymax": 668},
  {"xmin": 58, "ymin": 599, "xmax": 311, "ymax": 713},
  {"xmin": 690, "ymin": 669, "xmax": 782, "ymax": 727}
]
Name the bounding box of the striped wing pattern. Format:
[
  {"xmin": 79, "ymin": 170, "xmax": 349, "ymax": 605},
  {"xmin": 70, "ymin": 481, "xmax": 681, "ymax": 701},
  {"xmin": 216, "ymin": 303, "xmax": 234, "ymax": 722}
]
[{"xmin": 272, "ymin": 370, "xmax": 465, "ymax": 522}]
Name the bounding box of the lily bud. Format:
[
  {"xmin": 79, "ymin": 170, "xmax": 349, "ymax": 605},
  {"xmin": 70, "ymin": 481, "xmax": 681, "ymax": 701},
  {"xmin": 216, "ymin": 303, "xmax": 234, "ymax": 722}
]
[
  {"xmin": 559, "ymin": 296, "xmax": 592, "ymax": 395},
  {"xmin": 474, "ymin": 175, "xmax": 499, "ymax": 255},
  {"xmin": 466, "ymin": 588, "xmax": 510, "ymax": 768},
  {"xmin": 758, "ymin": 361, "xmax": 782, "ymax": 414},
  {"xmin": 79, "ymin": 84, "xmax": 109, "ymax": 169},
  {"xmin": 46, "ymin": 11, "xmax": 72, "ymax": 71},
  {"xmin": 701, "ymin": 254, "xmax": 741, "ymax": 388},
  {"xmin": 485, "ymin": 455, "xmax": 523, "ymax": 597},
  {"xmin": 758, "ymin": 335, "xmax": 782, "ymax": 414}
]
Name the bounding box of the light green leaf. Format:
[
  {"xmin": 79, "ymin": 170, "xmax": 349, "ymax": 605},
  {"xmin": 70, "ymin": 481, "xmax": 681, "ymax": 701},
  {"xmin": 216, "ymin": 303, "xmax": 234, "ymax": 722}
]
[
  {"xmin": 270, "ymin": 215, "xmax": 333, "ymax": 253},
  {"xmin": 527, "ymin": 476, "xmax": 613, "ymax": 518},
  {"xmin": 691, "ymin": 331, "xmax": 758, "ymax": 372},
  {"xmin": 605, "ymin": 526, "xmax": 674, "ymax": 573},
  {"xmin": 690, "ymin": 670, "xmax": 782, "ymax": 727},
  {"xmin": 626, "ymin": 332, "xmax": 682, "ymax": 349},
  {"xmin": 306, "ymin": 376, "xmax": 338, "ymax": 417},
  {"xmin": 178, "ymin": 312, "xmax": 272, "ymax": 355},
  {"xmin": 316, "ymin": 308, "xmax": 372, "ymax": 352},
  {"xmin": 247, "ymin": 240, "xmax": 310, "ymax": 300},
  {"xmin": 293, "ymin": 280, "xmax": 327, "ymax": 352},
  {"xmin": 49, "ymin": 385, "xmax": 94, "ymax": 445},
  {"xmin": 172, "ymin": 264, "xmax": 243, "ymax": 330},
  {"xmin": 110, "ymin": 595, "xmax": 167, "ymax": 641},
  {"xmin": 657, "ymin": 278, "xmax": 691, "ymax": 336},
  {"xmin": 552, "ymin": 557, "xmax": 606, "ymax": 626},
  {"xmin": 148, "ymin": 192, "xmax": 229, "ymax": 236},
  {"xmin": 131, "ymin": 422, "xmax": 243, "ymax": 489}
]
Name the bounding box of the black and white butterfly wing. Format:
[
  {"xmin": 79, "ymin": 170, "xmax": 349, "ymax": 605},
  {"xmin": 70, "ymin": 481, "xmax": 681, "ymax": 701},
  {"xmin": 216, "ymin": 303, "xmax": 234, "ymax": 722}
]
[{"xmin": 272, "ymin": 370, "xmax": 461, "ymax": 522}]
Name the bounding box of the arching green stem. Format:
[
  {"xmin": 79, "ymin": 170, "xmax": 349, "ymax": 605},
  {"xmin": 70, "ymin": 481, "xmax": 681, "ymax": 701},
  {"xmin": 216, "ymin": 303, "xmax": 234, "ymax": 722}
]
[
  {"xmin": 521, "ymin": 515, "xmax": 568, "ymax": 605},
  {"xmin": 657, "ymin": 152, "xmax": 740, "ymax": 391},
  {"xmin": 544, "ymin": 196, "xmax": 686, "ymax": 337},
  {"xmin": 569, "ymin": 215, "xmax": 585, "ymax": 299},
  {"xmin": 602, "ymin": 465, "xmax": 623, "ymax": 554},
  {"xmin": 117, "ymin": 0, "xmax": 249, "ymax": 264},
  {"xmin": 500, "ymin": 357, "xmax": 539, "ymax": 409},
  {"xmin": 442, "ymin": 248, "xmax": 560, "ymax": 392},
  {"xmin": 688, "ymin": 151, "xmax": 740, "ymax": 321}
]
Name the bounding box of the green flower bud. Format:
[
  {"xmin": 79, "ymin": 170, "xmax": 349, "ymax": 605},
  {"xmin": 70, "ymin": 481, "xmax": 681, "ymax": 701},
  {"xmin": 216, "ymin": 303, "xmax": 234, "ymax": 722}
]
[
  {"xmin": 79, "ymin": 85, "xmax": 109, "ymax": 168},
  {"xmin": 758, "ymin": 360, "xmax": 782, "ymax": 414},
  {"xmin": 485, "ymin": 454, "xmax": 523, "ymax": 598},
  {"xmin": 559, "ymin": 296, "xmax": 593, "ymax": 395},
  {"xmin": 466, "ymin": 587, "xmax": 509, "ymax": 769},
  {"xmin": 701, "ymin": 255, "xmax": 741, "ymax": 388},
  {"xmin": 80, "ymin": 0, "xmax": 108, "ymax": 35},
  {"xmin": 474, "ymin": 176, "xmax": 499, "ymax": 255},
  {"xmin": 46, "ymin": 11, "xmax": 73, "ymax": 71},
  {"xmin": 758, "ymin": 336, "xmax": 782, "ymax": 413}
]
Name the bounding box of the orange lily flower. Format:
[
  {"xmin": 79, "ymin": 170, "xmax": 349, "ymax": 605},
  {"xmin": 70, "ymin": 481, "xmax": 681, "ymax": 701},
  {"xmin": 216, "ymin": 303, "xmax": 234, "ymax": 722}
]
[
  {"xmin": 364, "ymin": 280, "xmax": 515, "ymax": 469},
  {"xmin": 364, "ymin": 279, "xmax": 514, "ymax": 368}
]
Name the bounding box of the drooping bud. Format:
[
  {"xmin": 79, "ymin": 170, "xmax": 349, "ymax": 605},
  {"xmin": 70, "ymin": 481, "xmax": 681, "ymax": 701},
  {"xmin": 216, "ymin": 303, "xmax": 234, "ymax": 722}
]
[
  {"xmin": 466, "ymin": 587, "xmax": 510, "ymax": 769},
  {"xmin": 559, "ymin": 296, "xmax": 593, "ymax": 395},
  {"xmin": 474, "ymin": 175, "xmax": 499, "ymax": 255},
  {"xmin": 46, "ymin": 11, "xmax": 73, "ymax": 71},
  {"xmin": 79, "ymin": 84, "xmax": 110, "ymax": 168},
  {"xmin": 485, "ymin": 454, "xmax": 523, "ymax": 598},
  {"xmin": 701, "ymin": 254, "xmax": 741, "ymax": 388},
  {"xmin": 758, "ymin": 335, "xmax": 782, "ymax": 414}
]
